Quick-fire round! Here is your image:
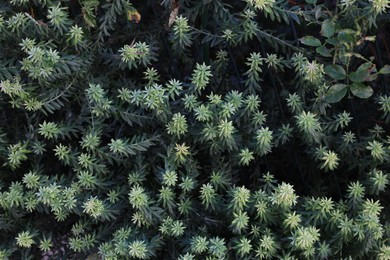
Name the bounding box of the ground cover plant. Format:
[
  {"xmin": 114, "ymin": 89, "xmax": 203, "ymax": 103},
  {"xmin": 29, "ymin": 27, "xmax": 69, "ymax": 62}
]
[{"xmin": 0, "ymin": 0, "xmax": 390, "ymax": 258}]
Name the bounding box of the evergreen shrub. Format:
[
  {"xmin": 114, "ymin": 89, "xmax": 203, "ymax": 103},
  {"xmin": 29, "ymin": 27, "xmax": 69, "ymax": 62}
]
[{"xmin": 0, "ymin": 0, "xmax": 390, "ymax": 258}]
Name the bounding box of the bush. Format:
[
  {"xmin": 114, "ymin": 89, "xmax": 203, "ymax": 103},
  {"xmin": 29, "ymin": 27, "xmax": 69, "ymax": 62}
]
[{"xmin": 0, "ymin": 0, "xmax": 389, "ymax": 259}]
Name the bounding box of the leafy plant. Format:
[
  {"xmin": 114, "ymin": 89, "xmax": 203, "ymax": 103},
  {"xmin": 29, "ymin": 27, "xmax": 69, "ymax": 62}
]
[{"xmin": 0, "ymin": 0, "xmax": 389, "ymax": 259}]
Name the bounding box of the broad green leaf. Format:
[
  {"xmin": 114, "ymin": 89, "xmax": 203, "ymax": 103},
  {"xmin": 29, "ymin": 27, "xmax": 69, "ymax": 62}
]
[
  {"xmin": 325, "ymin": 65, "xmax": 346, "ymax": 80},
  {"xmin": 316, "ymin": 46, "xmax": 332, "ymax": 57},
  {"xmin": 321, "ymin": 19, "xmax": 335, "ymax": 38},
  {"xmin": 325, "ymin": 84, "xmax": 348, "ymax": 103},
  {"xmin": 365, "ymin": 73, "xmax": 377, "ymax": 82},
  {"xmin": 337, "ymin": 29, "xmax": 356, "ymax": 43},
  {"xmin": 350, "ymin": 83, "xmax": 373, "ymax": 99},
  {"xmin": 326, "ymin": 38, "xmax": 339, "ymax": 46},
  {"xmin": 349, "ymin": 62, "xmax": 375, "ymax": 83},
  {"xmin": 300, "ymin": 36, "xmax": 321, "ymax": 47},
  {"xmin": 357, "ymin": 62, "xmax": 375, "ymax": 72},
  {"xmin": 349, "ymin": 71, "xmax": 365, "ymax": 83},
  {"xmin": 379, "ymin": 65, "xmax": 390, "ymax": 74}
]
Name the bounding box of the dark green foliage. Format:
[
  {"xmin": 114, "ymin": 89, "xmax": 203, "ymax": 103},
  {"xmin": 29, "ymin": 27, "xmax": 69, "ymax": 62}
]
[{"xmin": 0, "ymin": 0, "xmax": 390, "ymax": 259}]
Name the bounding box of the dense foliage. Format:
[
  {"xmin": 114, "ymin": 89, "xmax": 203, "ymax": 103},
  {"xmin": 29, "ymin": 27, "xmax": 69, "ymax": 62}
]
[{"xmin": 0, "ymin": 0, "xmax": 390, "ymax": 258}]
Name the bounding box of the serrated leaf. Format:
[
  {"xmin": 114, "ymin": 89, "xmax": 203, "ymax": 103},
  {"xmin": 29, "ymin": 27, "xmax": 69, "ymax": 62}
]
[
  {"xmin": 325, "ymin": 65, "xmax": 346, "ymax": 80},
  {"xmin": 350, "ymin": 83, "xmax": 373, "ymax": 99},
  {"xmin": 300, "ymin": 36, "xmax": 321, "ymax": 47},
  {"xmin": 379, "ymin": 65, "xmax": 390, "ymax": 74},
  {"xmin": 321, "ymin": 19, "xmax": 335, "ymax": 38},
  {"xmin": 325, "ymin": 84, "xmax": 347, "ymax": 103}
]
